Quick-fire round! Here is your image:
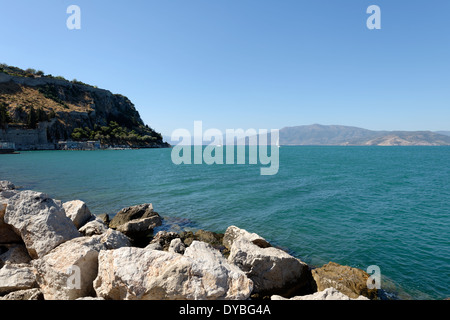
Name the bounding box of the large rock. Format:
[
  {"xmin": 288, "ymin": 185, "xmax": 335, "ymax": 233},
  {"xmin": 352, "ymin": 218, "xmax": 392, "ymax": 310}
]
[
  {"xmin": 94, "ymin": 241, "xmax": 253, "ymax": 300},
  {"xmin": 194, "ymin": 229, "xmax": 226, "ymax": 253},
  {"xmin": 109, "ymin": 203, "xmax": 162, "ymax": 245},
  {"xmin": 194, "ymin": 230, "xmax": 223, "ymax": 246},
  {"xmin": 0, "ymin": 244, "xmax": 32, "ymax": 265},
  {"xmin": 97, "ymin": 213, "xmax": 110, "ymax": 226},
  {"xmin": 311, "ymin": 262, "xmax": 378, "ymax": 300},
  {"xmin": 116, "ymin": 216, "xmax": 162, "ymax": 241},
  {"xmin": 147, "ymin": 231, "xmax": 180, "ymax": 251},
  {"xmin": 0, "ymin": 181, "xmax": 15, "ymax": 191},
  {"xmin": 227, "ymin": 226, "xmax": 312, "ymax": 297},
  {"xmin": 32, "ymin": 229, "xmax": 131, "ymax": 300},
  {"xmin": 178, "ymin": 229, "xmax": 227, "ymax": 254},
  {"xmin": 4, "ymin": 191, "xmax": 80, "ymax": 259},
  {"xmin": 79, "ymin": 218, "xmax": 109, "ymax": 236},
  {"xmin": 0, "ymin": 190, "xmax": 22, "ymax": 244},
  {"xmin": 0, "ymin": 264, "xmax": 37, "ymax": 295},
  {"xmin": 223, "ymin": 225, "xmax": 271, "ymax": 250},
  {"xmin": 32, "ymin": 239, "xmax": 100, "ymax": 300},
  {"xmin": 271, "ymin": 287, "xmax": 369, "ymax": 300},
  {"xmin": 0, "ymin": 288, "xmax": 44, "ymax": 300},
  {"xmin": 183, "ymin": 241, "xmax": 253, "ymax": 300},
  {"xmin": 95, "ymin": 228, "xmax": 132, "ymax": 250},
  {"xmin": 63, "ymin": 200, "xmax": 94, "ymax": 229},
  {"xmin": 109, "ymin": 203, "xmax": 160, "ymax": 229},
  {"xmin": 168, "ymin": 238, "xmax": 185, "ymax": 254}
]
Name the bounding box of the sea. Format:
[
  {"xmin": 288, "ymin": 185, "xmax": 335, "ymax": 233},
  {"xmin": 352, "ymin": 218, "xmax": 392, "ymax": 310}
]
[{"xmin": 1, "ymin": 146, "xmax": 449, "ymax": 300}]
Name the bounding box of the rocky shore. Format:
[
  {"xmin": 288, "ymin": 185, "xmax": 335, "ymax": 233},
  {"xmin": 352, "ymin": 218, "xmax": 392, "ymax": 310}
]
[{"xmin": 0, "ymin": 180, "xmax": 377, "ymax": 300}]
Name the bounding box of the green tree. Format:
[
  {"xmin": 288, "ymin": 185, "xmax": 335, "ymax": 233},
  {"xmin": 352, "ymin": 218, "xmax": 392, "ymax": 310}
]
[
  {"xmin": 25, "ymin": 68, "xmax": 36, "ymax": 75},
  {"xmin": 71, "ymin": 127, "xmax": 90, "ymax": 141}
]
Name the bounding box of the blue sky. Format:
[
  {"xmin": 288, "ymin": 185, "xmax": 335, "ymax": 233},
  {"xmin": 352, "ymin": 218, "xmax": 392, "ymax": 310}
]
[{"xmin": 1, "ymin": 0, "xmax": 449, "ymax": 135}]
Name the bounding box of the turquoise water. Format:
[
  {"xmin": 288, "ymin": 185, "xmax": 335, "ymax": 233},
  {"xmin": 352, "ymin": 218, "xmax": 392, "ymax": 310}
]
[{"xmin": 1, "ymin": 146, "xmax": 449, "ymax": 300}]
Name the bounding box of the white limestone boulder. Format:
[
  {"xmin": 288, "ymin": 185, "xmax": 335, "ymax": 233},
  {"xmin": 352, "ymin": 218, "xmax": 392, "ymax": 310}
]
[
  {"xmin": 4, "ymin": 191, "xmax": 80, "ymax": 259},
  {"xmin": 63, "ymin": 200, "xmax": 94, "ymax": 229},
  {"xmin": 226, "ymin": 226, "xmax": 311, "ymax": 297},
  {"xmin": 32, "ymin": 229, "xmax": 131, "ymax": 300},
  {"xmin": 94, "ymin": 241, "xmax": 253, "ymax": 300}
]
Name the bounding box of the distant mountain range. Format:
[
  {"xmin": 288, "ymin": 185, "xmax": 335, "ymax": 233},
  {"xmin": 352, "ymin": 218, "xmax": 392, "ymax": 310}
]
[
  {"xmin": 165, "ymin": 124, "xmax": 450, "ymax": 146},
  {"xmin": 435, "ymin": 131, "xmax": 450, "ymax": 137},
  {"xmin": 280, "ymin": 124, "xmax": 450, "ymax": 146}
]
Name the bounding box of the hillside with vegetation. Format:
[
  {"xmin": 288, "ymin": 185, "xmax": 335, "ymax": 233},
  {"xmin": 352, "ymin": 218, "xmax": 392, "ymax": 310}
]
[{"xmin": 0, "ymin": 63, "xmax": 169, "ymax": 148}]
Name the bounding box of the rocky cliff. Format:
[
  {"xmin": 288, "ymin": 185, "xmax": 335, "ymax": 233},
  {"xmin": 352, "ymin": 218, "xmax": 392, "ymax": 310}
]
[{"xmin": 0, "ymin": 65, "xmax": 168, "ymax": 149}]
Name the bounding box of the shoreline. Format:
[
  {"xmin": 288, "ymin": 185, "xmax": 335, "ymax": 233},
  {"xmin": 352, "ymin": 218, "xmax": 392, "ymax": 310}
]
[
  {"xmin": 155, "ymin": 216, "xmax": 404, "ymax": 300},
  {"xmin": 0, "ymin": 179, "xmax": 390, "ymax": 301}
]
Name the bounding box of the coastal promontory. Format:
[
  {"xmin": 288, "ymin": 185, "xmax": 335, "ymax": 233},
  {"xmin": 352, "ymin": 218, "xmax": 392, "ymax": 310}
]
[{"xmin": 0, "ymin": 64, "xmax": 169, "ymax": 150}]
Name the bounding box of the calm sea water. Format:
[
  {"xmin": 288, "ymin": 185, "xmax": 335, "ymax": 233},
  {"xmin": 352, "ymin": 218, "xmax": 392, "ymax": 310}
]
[{"xmin": 1, "ymin": 146, "xmax": 449, "ymax": 300}]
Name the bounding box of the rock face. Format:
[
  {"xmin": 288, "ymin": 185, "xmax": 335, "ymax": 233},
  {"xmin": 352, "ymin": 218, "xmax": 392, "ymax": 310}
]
[
  {"xmin": 63, "ymin": 200, "xmax": 94, "ymax": 229},
  {"xmin": 226, "ymin": 226, "xmax": 312, "ymax": 297},
  {"xmin": 4, "ymin": 191, "xmax": 80, "ymax": 259},
  {"xmin": 311, "ymin": 262, "xmax": 377, "ymax": 300},
  {"xmin": 271, "ymin": 287, "xmax": 369, "ymax": 300},
  {"xmin": 94, "ymin": 241, "xmax": 253, "ymax": 300}
]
